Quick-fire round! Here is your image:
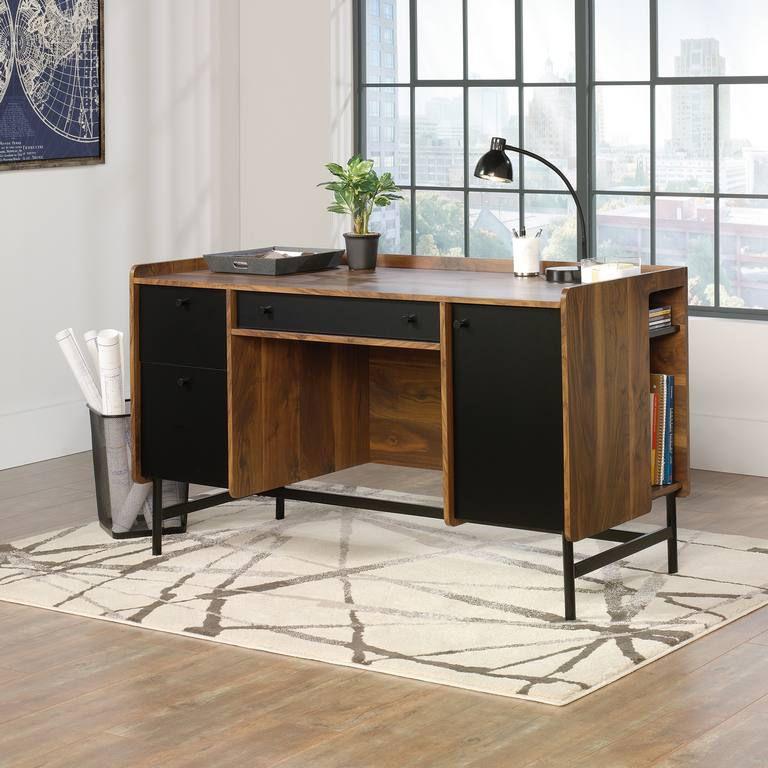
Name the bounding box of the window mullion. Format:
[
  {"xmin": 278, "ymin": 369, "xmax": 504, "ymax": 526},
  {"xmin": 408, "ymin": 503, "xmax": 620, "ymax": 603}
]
[
  {"xmin": 713, "ymin": 83, "xmax": 721, "ymax": 308},
  {"xmin": 516, "ymin": 0, "xmax": 525, "ymax": 232},
  {"xmin": 575, "ymin": 0, "xmax": 590, "ymax": 261},
  {"xmin": 650, "ymin": 83, "xmax": 656, "ymax": 266},
  {"xmin": 463, "ymin": 0, "xmax": 469, "ymax": 257},
  {"xmin": 410, "ymin": 0, "xmax": 417, "ymax": 251}
]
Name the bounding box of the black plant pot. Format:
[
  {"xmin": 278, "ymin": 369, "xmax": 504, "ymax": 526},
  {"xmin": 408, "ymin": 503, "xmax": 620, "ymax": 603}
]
[{"xmin": 344, "ymin": 232, "xmax": 380, "ymax": 270}]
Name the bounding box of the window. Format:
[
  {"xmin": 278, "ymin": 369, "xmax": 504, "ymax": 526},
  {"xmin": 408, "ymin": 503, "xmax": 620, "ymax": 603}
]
[
  {"xmin": 593, "ymin": 0, "xmax": 768, "ymax": 315},
  {"xmin": 357, "ymin": 0, "xmax": 768, "ymax": 317},
  {"xmin": 359, "ymin": 0, "xmax": 580, "ymax": 260}
]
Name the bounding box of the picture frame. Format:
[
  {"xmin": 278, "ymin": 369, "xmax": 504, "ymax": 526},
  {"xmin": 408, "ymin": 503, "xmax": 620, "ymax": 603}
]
[{"xmin": 0, "ymin": 0, "xmax": 104, "ymax": 172}]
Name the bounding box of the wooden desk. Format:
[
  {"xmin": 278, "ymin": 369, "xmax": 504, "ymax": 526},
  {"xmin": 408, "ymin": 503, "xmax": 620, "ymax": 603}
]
[{"xmin": 131, "ymin": 255, "xmax": 690, "ymax": 620}]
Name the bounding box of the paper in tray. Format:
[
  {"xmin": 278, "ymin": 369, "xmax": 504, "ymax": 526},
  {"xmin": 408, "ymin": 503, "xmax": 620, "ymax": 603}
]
[{"xmin": 204, "ymin": 246, "xmax": 344, "ymax": 276}]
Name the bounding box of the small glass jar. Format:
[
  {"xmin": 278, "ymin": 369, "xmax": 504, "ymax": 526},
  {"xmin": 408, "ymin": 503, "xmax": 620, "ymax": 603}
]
[{"xmin": 581, "ymin": 254, "xmax": 642, "ymax": 283}]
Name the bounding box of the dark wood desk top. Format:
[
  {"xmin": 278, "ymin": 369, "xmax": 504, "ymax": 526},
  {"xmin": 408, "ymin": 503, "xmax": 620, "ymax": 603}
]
[{"xmin": 134, "ymin": 264, "xmax": 572, "ymax": 308}]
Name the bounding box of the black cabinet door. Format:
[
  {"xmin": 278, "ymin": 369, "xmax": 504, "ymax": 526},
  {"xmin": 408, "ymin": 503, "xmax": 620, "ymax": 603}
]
[
  {"xmin": 141, "ymin": 363, "xmax": 228, "ymax": 488},
  {"xmin": 452, "ymin": 304, "xmax": 564, "ymax": 532}
]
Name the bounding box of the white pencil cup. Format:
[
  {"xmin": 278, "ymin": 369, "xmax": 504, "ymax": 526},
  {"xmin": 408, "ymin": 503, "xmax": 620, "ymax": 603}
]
[{"xmin": 513, "ymin": 238, "xmax": 541, "ymax": 277}]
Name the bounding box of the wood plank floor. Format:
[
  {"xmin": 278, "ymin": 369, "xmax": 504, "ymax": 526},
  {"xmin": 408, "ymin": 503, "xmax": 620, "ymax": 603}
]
[{"xmin": 1, "ymin": 454, "xmax": 767, "ymax": 767}]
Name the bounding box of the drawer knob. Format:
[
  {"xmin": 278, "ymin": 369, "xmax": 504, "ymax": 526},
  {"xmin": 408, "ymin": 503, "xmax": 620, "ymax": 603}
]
[
  {"xmin": 259, "ymin": 305, "xmax": 273, "ymax": 315},
  {"xmin": 453, "ymin": 319, "xmax": 470, "ymax": 329},
  {"xmin": 175, "ymin": 298, "xmax": 191, "ymax": 309},
  {"xmin": 176, "ymin": 377, "xmax": 191, "ymax": 388},
  {"xmin": 401, "ymin": 314, "xmax": 417, "ymax": 325}
]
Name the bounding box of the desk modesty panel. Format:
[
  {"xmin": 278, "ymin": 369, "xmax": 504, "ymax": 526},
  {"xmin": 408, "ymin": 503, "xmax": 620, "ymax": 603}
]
[{"xmin": 131, "ymin": 256, "xmax": 690, "ymax": 546}]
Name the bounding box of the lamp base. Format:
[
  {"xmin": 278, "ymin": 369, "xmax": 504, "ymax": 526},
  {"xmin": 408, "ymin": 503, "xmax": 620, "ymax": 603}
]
[{"xmin": 545, "ymin": 266, "xmax": 581, "ymax": 284}]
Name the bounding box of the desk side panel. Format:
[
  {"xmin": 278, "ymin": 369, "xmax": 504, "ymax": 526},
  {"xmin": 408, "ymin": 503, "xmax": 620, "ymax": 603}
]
[{"xmin": 561, "ymin": 277, "xmax": 652, "ymax": 541}]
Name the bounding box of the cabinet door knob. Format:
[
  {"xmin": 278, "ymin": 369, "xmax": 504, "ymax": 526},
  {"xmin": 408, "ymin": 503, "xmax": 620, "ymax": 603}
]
[
  {"xmin": 259, "ymin": 305, "xmax": 273, "ymax": 315},
  {"xmin": 176, "ymin": 377, "xmax": 191, "ymax": 388},
  {"xmin": 175, "ymin": 298, "xmax": 191, "ymax": 309},
  {"xmin": 453, "ymin": 318, "xmax": 469, "ymax": 329},
  {"xmin": 401, "ymin": 313, "xmax": 417, "ymax": 324}
]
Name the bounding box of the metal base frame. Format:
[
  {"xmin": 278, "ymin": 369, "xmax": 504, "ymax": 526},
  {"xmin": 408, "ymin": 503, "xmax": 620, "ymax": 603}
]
[
  {"xmin": 562, "ymin": 493, "xmax": 679, "ymax": 620},
  {"xmin": 150, "ymin": 480, "xmax": 233, "ymax": 556},
  {"xmin": 149, "ymin": 480, "xmax": 679, "ymax": 621}
]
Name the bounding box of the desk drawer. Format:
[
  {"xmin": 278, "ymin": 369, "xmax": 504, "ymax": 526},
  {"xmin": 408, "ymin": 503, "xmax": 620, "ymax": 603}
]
[
  {"xmin": 237, "ymin": 293, "xmax": 440, "ymax": 342},
  {"xmin": 140, "ymin": 363, "xmax": 228, "ymax": 488},
  {"xmin": 139, "ymin": 286, "xmax": 227, "ymax": 369}
]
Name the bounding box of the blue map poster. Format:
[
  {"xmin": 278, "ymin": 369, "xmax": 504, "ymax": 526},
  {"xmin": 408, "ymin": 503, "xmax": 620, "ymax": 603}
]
[{"xmin": 0, "ymin": 0, "xmax": 102, "ymax": 170}]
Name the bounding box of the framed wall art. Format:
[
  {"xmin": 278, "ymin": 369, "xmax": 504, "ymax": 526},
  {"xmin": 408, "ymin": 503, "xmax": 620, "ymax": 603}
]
[{"xmin": 0, "ymin": 0, "xmax": 103, "ymax": 171}]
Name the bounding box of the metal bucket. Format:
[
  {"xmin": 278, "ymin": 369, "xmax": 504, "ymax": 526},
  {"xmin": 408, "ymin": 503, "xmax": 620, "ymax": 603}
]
[{"xmin": 88, "ymin": 403, "xmax": 188, "ymax": 539}]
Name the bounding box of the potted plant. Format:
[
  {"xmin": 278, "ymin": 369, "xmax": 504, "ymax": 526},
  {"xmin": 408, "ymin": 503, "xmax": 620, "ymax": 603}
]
[{"xmin": 321, "ymin": 155, "xmax": 403, "ymax": 270}]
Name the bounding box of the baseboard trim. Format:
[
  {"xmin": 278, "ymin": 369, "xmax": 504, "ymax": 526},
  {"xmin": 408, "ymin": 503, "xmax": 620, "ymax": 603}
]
[
  {"xmin": 691, "ymin": 413, "xmax": 768, "ymax": 477},
  {"xmin": 0, "ymin": 400, "xmax": 91, "ymax": 470}
]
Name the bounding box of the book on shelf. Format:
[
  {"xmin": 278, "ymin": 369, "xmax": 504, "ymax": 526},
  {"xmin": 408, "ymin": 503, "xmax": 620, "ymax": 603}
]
[
  {"xmin": 649, "ymin": 306, "xmax": 672, "ymax": 331},
  {"xmin": 650, "ymin": 373, "xmax": 675, "ymax": 486}
]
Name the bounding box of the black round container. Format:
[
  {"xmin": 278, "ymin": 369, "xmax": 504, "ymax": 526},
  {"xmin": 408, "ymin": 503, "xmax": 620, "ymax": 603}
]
[{"xmin": 344, "ymin": 232, "xmax": 380, "ymax": 270}]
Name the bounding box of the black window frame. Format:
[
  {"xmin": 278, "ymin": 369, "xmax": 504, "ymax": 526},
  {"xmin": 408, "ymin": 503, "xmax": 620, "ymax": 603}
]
[{"xmin": 354, "ymin": 0, "xmax": 768, "ymax": 320}]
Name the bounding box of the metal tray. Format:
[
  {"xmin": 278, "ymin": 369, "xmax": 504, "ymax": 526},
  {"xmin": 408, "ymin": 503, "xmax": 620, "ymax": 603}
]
[{"xmin": 204, "ymin": 246, "xmax": 344, "ymax": 276}]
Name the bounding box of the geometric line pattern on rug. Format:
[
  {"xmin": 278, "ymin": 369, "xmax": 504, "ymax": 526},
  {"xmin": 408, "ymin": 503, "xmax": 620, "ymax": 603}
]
[{"xmin": 1, "ymin": 487, "xmax": 767, "ymax": 706}]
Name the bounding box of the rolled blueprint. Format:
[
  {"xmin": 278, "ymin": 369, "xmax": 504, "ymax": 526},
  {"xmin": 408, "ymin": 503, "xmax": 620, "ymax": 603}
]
[
  {"xmin": 55, "ymin": 329, "xmax": 102, "ymax": 413},
  {"xmin": 83, "ymin": 330, "xmax": 102, "ymax": 394},
  {"xmin": 103, "ymin": 416, "xmax": 132, "ymax": 529},
  {"xmin": 113, "ymin": 481, "xmax": 151, "ymax": 533},
  {"xmin": 97, "ymin": 329, "xmax": 125, "ymax": 416}
]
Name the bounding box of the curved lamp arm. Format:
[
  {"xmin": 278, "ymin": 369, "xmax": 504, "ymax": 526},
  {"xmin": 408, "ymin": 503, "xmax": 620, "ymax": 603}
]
[
  {"xmin": 475, "ymin": 136, "xmax": 589, "ymax": 260},
  {"xmin": 499, "ymin": 141, "xmax": 589, "ymax": 264}
]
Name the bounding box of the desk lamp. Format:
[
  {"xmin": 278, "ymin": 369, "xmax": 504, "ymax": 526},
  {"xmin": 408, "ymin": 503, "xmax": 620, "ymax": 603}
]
[{"xmin": 474, "ymin": 137, "xmax": 587, "ymax": 281}]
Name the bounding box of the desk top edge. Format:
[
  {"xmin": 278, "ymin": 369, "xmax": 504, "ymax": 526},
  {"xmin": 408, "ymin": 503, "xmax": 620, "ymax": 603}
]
[{"xmin": 131, "ymin": 257, "xmax": 687, "ymax": 308}]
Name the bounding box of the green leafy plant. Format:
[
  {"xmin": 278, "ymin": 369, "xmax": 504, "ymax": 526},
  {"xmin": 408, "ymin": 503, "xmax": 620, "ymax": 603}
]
[{"xmin": 321, "ymin": 155, "xmax": 403, "ymax": 235}]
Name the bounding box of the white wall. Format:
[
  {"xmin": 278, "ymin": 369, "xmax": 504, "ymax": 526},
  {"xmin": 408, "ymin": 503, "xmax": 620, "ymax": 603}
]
[
  {"xmin": 689, "ymin": 318, "xmax": 768, "ymax": 477},
  {"xmin": 0, "ymin": 0, "xmax": 241, "ymax": 469},
  {"xmin": 239, "ymin": 0, "xmax": 354, "ymax": 248}
]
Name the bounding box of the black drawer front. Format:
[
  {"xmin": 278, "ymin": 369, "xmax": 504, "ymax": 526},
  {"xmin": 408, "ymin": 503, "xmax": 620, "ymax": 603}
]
[
  {"xmin": 237, "ymin": 293, "xmax": 440, "ymax": 342},
  {"xmin": 141, "ymin": 364, "xmax": 228, "ymax": 488},
  {"xmin": 139, "ymin": 286, "xmax": 227, "ymax": 369}
]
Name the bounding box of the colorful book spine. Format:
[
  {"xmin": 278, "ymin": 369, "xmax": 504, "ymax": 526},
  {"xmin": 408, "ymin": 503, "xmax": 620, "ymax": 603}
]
[
  {"xmin": 665, "ymin": 376, "xmax": 675, "ymax": 485},
  {"xmin": 650, "ymin": 372, "xmax": 675, "ymax": 486},
  {"xmin": 649, "ymin": 306, "xmax": 672, "ymax": 330}
]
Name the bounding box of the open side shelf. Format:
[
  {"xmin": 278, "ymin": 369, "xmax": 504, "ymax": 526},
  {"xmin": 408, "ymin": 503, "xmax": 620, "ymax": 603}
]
[
  {"xmin": 649, "ymin": 325, "xmax": 679, "ymax": 339},
  {"xmin": 651, "ymin": 482, "xmax": 682, "ymax": 499}
]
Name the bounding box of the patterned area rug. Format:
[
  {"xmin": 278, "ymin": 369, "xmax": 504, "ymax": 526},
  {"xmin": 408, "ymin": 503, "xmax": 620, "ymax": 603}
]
[{"xmin": 1, "ymin": 486, "xmax": 767, "ymax": 706}]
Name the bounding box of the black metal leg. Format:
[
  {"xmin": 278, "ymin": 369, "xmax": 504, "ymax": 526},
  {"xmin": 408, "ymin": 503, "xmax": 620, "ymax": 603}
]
[
  {"xmin": 275, "ymin": 495, "xmax": 285, "ymax": 521},
  {"xmin": 152, "ymin": 479, "xmax": 163, "ymax": 556},
  {"xmin": 563, "ymin": 535, "xmax": 576, "ymax": 621},
  {"xmin": 666, "ymin": 493, "xmax": 678, "ymax": 574}
]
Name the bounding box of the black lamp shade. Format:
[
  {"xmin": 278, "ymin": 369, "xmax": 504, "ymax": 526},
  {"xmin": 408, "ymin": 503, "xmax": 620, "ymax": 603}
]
[{"xmin": 473, "ymin": 137, "xmax": 514, "ymax": 183}]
